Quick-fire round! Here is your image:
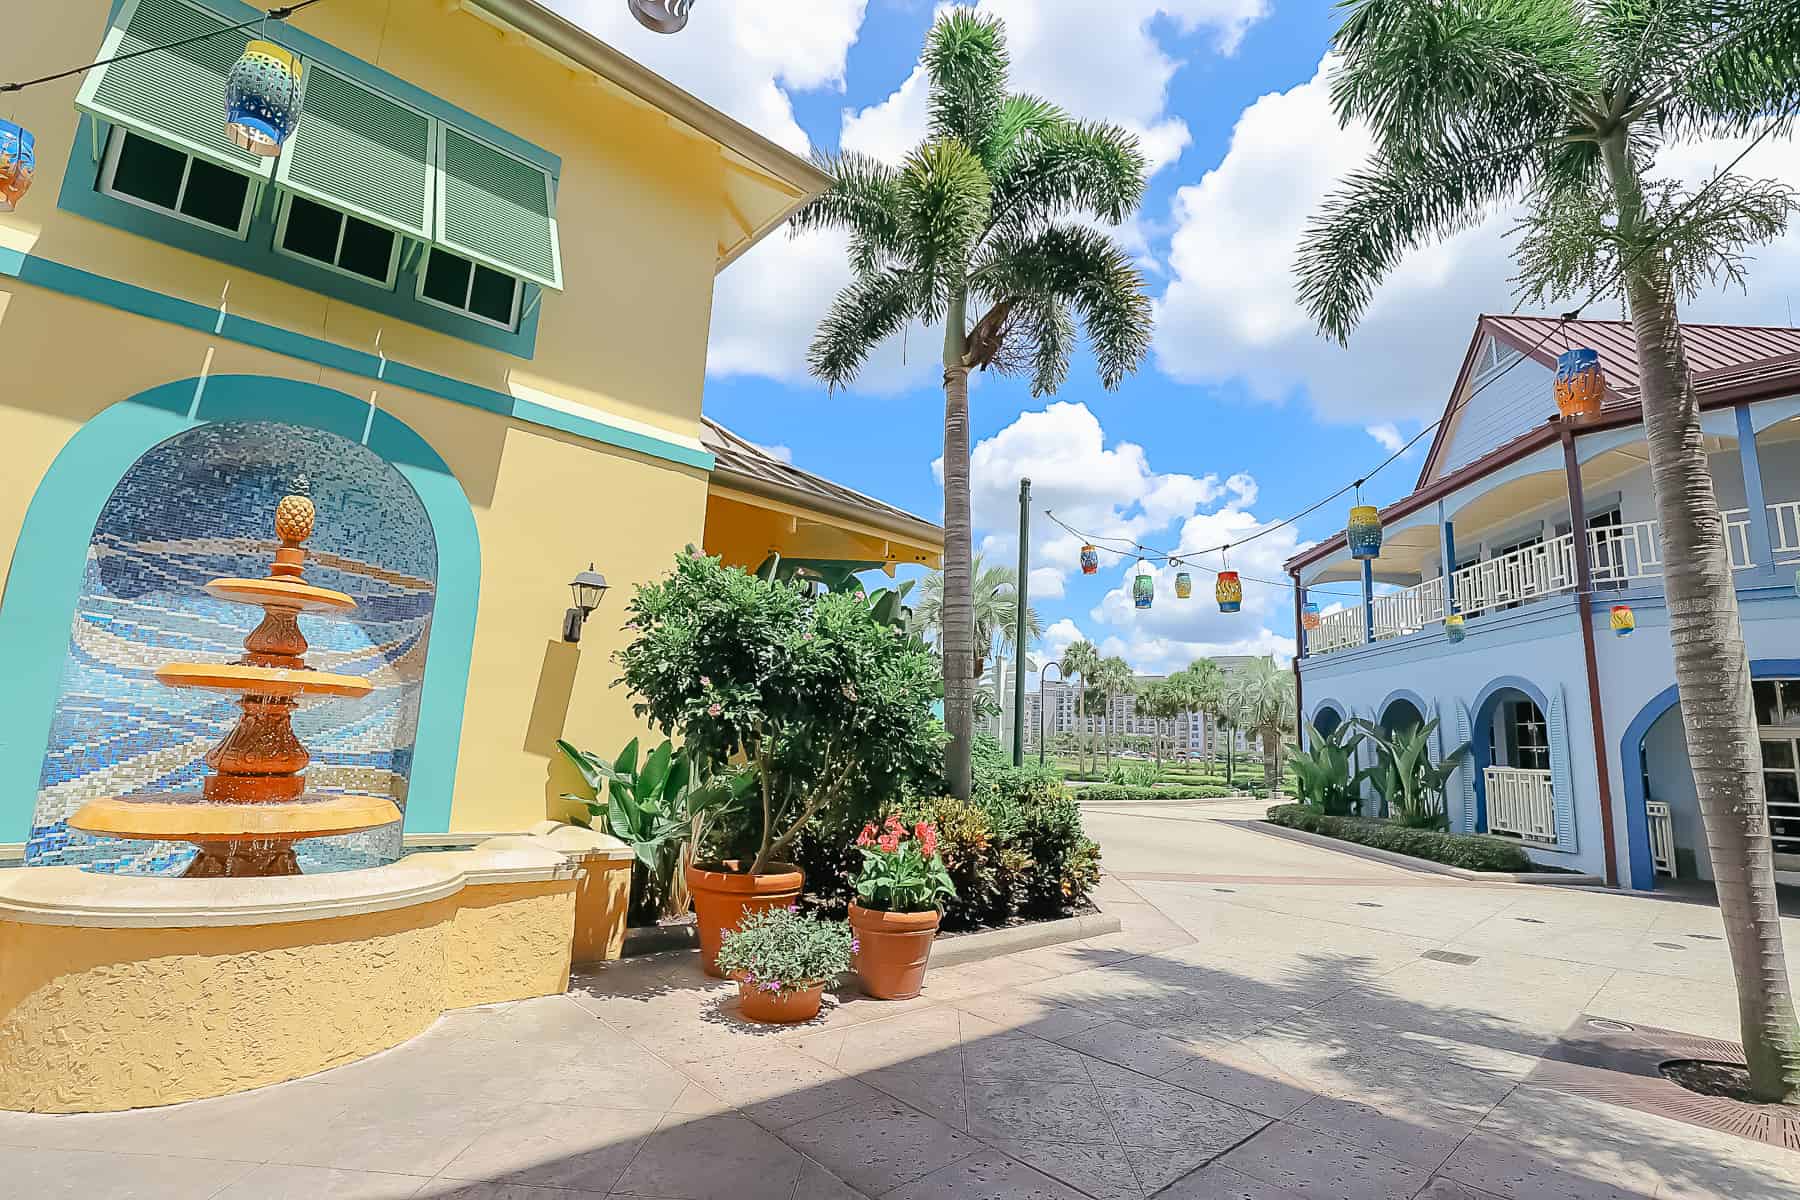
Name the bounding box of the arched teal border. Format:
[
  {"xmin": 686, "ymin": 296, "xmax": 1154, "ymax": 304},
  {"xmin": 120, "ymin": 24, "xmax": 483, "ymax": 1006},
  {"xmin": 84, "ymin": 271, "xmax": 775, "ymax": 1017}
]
[{"xmin": 0, "ymin": 376, "xmax": 479, "ymax": 842}]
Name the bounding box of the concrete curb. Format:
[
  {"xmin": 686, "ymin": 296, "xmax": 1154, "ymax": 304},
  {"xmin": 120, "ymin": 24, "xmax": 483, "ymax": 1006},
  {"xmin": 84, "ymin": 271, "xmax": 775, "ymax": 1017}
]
[
  {"xmin": 1242, "ymin": 819, "xmax": 1604, "ymax": 886},
  {"xmin": 928, "ymin": 908, "xmax": 1123, "ymax": 969}
]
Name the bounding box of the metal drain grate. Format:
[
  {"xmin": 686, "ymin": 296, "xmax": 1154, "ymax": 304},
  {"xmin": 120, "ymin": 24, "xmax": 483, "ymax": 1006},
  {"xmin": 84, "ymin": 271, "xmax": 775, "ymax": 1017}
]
[
  {"xmin": 1653, "ymin": 942, "xmax": 1688, "ymax": 951},
  {"xmin": 1421, "ymin": 949, "xmax": 1480, "ymax": 965},
  {"xmin": 1357, "ymin": 901, "xmax": 1384, "ymax": 908}
]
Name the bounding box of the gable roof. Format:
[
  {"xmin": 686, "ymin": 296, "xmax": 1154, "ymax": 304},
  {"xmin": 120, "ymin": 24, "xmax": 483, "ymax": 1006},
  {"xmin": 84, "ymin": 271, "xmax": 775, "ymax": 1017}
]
[
  {"xmin": 1416, "ymin": 313, "xmax": 1800, "ymax": 487},
  {"xmin": 700, "ymin": 418, "xmax": 944, "ymax": 550},
  {"xmin": 1288, "ymin": 313, "xmax": 1800, "ymax": 576}
]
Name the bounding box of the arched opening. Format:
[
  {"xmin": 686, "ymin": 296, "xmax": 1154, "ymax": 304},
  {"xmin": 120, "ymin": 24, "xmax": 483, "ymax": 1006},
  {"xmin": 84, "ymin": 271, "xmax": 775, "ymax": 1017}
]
[
  {"xmin": 27, "ymin": 421, "xmax": 438, "ymax": 875},
  {"xmin": 1310, "ymin": 703, "xmax": 1345, "ymax": 740},
  {"xmin": 1473, "ymin": 682, "xmax": 1553, "ymax": 841},
  {"xmin": 1379, "ymin": 697, "xmax": 1426, "ymax": 737}
]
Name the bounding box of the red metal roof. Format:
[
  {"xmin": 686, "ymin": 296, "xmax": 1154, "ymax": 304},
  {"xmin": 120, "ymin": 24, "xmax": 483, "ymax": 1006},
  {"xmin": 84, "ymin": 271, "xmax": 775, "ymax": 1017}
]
[{"xmin": 1482, "ymin": 313, "xmax": 1800, "ymax": 397}]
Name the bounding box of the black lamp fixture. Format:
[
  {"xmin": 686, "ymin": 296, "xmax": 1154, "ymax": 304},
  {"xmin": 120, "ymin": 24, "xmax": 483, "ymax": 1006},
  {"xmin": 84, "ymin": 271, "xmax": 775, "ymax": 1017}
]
[
  {"xmin": 628, "ymin": 0, "xmax": 693, "ymax": 34},
  {"xmin": 563, "ymin": 563, "xmax": 609, "ymax": 643}
]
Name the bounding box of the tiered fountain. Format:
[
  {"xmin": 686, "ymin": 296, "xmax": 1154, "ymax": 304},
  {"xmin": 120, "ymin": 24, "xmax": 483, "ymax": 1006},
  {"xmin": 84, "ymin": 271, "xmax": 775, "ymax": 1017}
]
[{"xmin": 69, "ymin": 492, "xmax": 401, "ymax": 876}]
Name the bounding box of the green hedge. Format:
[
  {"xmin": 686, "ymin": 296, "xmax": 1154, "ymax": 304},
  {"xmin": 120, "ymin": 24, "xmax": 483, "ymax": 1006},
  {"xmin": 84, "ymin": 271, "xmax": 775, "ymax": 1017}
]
[
  {"xmin": 1264, "ymin": 805, "xmax": 1534, "ymax": 872},
  {"xmin": 1074, "ymin": 784, "xmax": 1237, "ymax": 802}
]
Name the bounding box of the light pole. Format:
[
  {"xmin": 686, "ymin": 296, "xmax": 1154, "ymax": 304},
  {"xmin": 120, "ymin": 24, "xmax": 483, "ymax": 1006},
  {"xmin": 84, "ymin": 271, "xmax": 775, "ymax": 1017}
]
[
  {"xmin": 1012, "ymin": 478, "xmax": 1031, "ymax": 766},
  {"xmin": 1038, "ymin": 660, "xmax": 1066, "ymax": 767}
]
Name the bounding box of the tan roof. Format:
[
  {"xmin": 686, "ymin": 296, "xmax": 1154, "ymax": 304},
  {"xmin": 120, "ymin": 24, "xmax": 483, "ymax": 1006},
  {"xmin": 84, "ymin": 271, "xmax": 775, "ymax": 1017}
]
[{"xmin": 700, "ymin": 418, "xmax": 944, "ymax": 549}]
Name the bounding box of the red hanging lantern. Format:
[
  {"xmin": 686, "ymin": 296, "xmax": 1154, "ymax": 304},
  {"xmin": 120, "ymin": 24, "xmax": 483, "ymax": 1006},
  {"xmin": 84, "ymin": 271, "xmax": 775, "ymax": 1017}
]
[{"xmin": 1080, "ymin": 544, "xmax": 1099, "ymax": 575}]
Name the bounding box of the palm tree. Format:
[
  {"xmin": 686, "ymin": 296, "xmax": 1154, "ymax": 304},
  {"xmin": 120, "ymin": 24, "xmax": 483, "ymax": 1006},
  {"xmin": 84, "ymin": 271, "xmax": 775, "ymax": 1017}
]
[
  {"xmin": 1296, "ymin": 0, "xmax": 1800, "ymax": 1100},
  {"xmin": 1228, "ymin": 657, "xmax": 1297, "ymax": 796},
  {"xmin": 1062, "ymin": 639, "xmax": 1102, "ymax": 778},
  {"xmin": 915, "ymin": 555, "xmax": 1044, "ymax": 738},
  {"xmin": 797, "ymin": 10, "xmax": 1154, "ymax": 800},
  {"xmin": 1093, "ymin": 656, "xmax": 1136, "ymax": 770},
  {"xmin": 1183, "ymin": 659, "xmax": 1228, "ymax": 772}
]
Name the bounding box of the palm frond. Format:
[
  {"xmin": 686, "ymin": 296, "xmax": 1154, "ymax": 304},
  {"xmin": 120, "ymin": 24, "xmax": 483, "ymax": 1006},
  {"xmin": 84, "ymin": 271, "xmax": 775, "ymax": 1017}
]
[
  {"xmin": 1332, "ymin": 0, "xmax": 1597, "ymax": 158},
  {"xmin": 897, "ymin": 139, "xmax": 993, "ymax": 322},
  {"xmin": 922, "ymin": 9, "xmax": 1010, "ymax": 154},
  {"xmin": 986, "ymin": 296, "xmax": 1076, "ymax": 397},
  {"xmin": 1665, "ymin": 1, "xmax": 1800, "ymax": 138},
  {"xmin": 974, "ymin": 224, "xmax": 1152, "ymax": 389},
  {"xmin": 789, "ymin": 151, "xmax": 907, "ymax": 275},
  {"xmin": 1296, "ymin": 145, "xmax": 1536, "ymax": 343},
  {"xmin": 989, "ymin": 118, "xmax": 1148, "ymax": 232},
  {"xmin": 984, "ymin": 94, "xmax": 1067, "ymax": 176},
  {"xmin": 807, "ymin": 267, "xmax": 921, "ymax": 390}
]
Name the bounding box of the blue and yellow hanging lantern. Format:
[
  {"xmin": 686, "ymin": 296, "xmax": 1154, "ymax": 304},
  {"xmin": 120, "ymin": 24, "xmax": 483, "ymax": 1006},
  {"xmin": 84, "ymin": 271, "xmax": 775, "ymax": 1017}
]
[
  {"xmin": 1302, "ymin": 602, "xmax": 1322, "ymax": 633},
  {"xmin": 1610, "ymin": 604, "xmax": 1635, "ymax": 637},
  {"xmin": 1080, "ymin": 544, "xmax": 1099, "ymax": 575},
  {"xmin": 1216, "ymin": 571, "xmax": 1242, "ymax": 613},
  {"xmin": 1445, "ymin": 613, "xmax": 1466, "ymax": 644},
  {"xmin": 0, "ymin": 120, "xmax": 35, "ymax": 212},
  {"xmin": 1347, "ymin": 488, "xmax": 1382, "ymax": 561},
  {"xmin": 227, "ymin": 40, "xmax": 303, "ymax": 156},
  {"xmin": 1554, "ymin": 348, "xmax": 1604, "ymax": 419},
  {"xmin": 1132, "ymin": 559, "xmax": 1154, "ymax": 609},
  {"xmin": 1174, "ymin": 565, "xmax": 1193, "ymax": 599}
]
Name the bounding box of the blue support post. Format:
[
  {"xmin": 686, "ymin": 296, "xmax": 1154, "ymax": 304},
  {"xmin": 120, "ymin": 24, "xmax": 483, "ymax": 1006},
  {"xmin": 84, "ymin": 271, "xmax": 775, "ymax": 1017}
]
[
  {"xmin": 1735, "ymin": 403, "xmax": 1775, "ymax": 579},
  {"xmin": 1296, "ymin": 584, "xmax": 1310, "ymax": 658},
  {"xmin": 1441, "ymin": 505, "xmax": 1458, "ymax": 613},
  {"xmin": 1362, "ymin": 559, "xmax": 1375, "ymax": 644}
]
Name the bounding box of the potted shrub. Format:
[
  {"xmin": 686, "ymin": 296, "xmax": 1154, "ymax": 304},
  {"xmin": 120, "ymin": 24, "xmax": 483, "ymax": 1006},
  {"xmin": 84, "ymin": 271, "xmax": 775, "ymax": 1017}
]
[
  {"xmin": 715, "ymin": 906, "xmax": 855, "ymax": 1023},
  {"xmin": 849, "ymin": 815, "xmax": 956, "ymax": 999},
  {"xmin": 618, "ymin": 551, "xmax": 944, "ymax": 975}
]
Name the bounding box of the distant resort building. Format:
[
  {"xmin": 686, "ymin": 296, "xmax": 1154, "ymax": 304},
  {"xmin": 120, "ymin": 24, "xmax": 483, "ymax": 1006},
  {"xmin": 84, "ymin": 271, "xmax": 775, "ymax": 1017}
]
[{"xmin": 1286, "ymin": 315, "xmax": 1800, "ymax": 891}]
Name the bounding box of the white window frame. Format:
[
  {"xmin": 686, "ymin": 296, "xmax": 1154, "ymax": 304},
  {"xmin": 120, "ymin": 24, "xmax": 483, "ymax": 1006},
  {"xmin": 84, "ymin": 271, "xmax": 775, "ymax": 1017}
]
[
  {"xmin": 272, "ymin": 192, "xmax": 403, "ymax": 291},
  {"xmin": 99, "ymin": 126, "xmax": 254, "ymax": 239},
  {"xmin": 414, "ymin": 247, "xmax": 522, "ymax": 332}
]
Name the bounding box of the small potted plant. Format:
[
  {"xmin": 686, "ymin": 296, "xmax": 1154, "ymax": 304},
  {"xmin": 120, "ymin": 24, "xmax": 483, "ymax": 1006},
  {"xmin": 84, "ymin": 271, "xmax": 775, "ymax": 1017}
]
[
  {"xmin": 849, "ymin": 815, "xmax": 956, "ymax": 999},
  {"xmin": 714, "ymin": 906, "xmax": 855, "ymax": 1023}
]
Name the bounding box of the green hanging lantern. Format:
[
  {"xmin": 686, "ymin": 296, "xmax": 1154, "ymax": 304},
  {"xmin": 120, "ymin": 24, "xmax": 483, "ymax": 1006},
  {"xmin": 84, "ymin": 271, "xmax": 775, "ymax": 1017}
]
[{"xmin": 1133, "ymin": 560, "xmax": 1154, "ymax": 610}]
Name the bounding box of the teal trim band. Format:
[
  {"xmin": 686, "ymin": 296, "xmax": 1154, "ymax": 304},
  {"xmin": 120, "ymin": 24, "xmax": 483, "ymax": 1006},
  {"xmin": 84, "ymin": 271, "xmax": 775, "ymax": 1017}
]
[
  {"xmin": 0, "ymin": 376, "xmax": 479, "ymax": 840},
  {"xmin": 0, "ymin": 247, "xmax": 715, "ymax": 473}
]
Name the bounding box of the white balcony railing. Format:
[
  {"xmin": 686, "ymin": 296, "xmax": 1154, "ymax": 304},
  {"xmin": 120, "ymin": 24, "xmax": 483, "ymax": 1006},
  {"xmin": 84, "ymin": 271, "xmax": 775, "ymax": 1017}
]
[
  {"xmin": 1305, "ymin": 504, "xmax": 1773, "ymax": 658},
  {"xmin": 1485, "ymin": 766, "xmax": 1558, "ymax": 845},
  {"xmin": 1646, "ymin": 799, "xmax": 1676, "ymax": 877}
]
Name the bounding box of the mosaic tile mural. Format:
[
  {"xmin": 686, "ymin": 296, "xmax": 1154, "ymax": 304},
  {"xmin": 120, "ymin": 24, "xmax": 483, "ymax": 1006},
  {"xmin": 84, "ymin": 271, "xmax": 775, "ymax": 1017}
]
[{"xmin": 27, "ymin": 421, "xmax": 438, "ymax": 874}]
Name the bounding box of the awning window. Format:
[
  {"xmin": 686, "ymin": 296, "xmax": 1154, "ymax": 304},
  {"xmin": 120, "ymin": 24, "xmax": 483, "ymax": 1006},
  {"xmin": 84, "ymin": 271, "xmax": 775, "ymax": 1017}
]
[
  {"xmin": 274, "ymin": 64, "xmax": 435, "ymax": 241},
  {"xmin": 437, "ymin": 126, "xmax": 562, "ymax": 291}
]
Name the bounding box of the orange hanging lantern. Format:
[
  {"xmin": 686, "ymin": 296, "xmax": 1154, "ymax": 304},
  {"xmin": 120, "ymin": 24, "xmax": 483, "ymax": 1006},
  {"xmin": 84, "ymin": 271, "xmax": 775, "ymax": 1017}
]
[
  {"xmin": 1555, "ymin": 348, "xmax": 1604, "ymax": 419},
  {"xmin": 1302, "ymin": 602, "xmax": 1321, "ymax": 632},
  {"xmin": 1216, "ymin": 571, "xmax": 1241, "ymax": 613}
]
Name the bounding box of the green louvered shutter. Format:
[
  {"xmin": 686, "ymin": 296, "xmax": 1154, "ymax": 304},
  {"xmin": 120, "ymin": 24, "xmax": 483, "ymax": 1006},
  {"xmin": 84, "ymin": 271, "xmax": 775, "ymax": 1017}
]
[
  {"xmin": 436, "ymin": 125, "xmax": 562, "ymax": 290},
  {"xmin": 75, "ymin": 0, "xmax": 273, "ymax": 178},
  {"xmin": 274, "ymin": 65, "xmax": 434, "ymax": 239}
]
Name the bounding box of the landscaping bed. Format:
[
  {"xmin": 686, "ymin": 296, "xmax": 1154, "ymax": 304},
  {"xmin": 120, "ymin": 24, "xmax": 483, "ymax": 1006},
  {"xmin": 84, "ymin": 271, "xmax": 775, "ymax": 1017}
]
[
  {"xmin": 1072, "ymin": 783, "xmax": 1243, "ymax": 802},
  {"xmin": 1264, "ymin": 803, "xmax": 1537, "ymax": 873}
]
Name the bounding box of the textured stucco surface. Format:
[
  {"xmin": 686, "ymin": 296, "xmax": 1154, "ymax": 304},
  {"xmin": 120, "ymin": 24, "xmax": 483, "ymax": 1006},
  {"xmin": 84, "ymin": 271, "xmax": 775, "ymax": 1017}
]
[
  {"xmin": 0, "ymin": 877, "xmax": 574, "ymax": 1113},
  {"xmin": 570, "ymin": 856, "xmax": 632, "ymax": 964}
]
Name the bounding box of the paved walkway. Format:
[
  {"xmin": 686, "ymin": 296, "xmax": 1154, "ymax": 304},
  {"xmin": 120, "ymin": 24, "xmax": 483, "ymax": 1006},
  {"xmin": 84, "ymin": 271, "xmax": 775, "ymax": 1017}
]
[{"xmin": 5, "ymin": 800, "xmax": 1800, "ymax": 1198}]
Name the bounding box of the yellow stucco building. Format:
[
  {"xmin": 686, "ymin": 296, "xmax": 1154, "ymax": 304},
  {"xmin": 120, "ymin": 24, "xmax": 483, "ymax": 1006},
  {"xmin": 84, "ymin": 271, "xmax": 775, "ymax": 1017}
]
[{"xmin": 0, "ymin": 0, "xmax": 943, "ymax": 867}]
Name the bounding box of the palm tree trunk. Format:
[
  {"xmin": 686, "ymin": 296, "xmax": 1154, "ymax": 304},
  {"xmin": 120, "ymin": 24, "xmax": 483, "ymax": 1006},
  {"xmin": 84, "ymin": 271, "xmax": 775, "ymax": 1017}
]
[
  {"xmin": 1263, "ymin": 722, "xmax": 1279, "ymax": 795},
  {"xmin": 1604, "ymin": 134, "xmax": 1800, "ymax": 1103},
  {"xmin": 942, "ymin": 294, "xmax": 975, "ymax": 801}
]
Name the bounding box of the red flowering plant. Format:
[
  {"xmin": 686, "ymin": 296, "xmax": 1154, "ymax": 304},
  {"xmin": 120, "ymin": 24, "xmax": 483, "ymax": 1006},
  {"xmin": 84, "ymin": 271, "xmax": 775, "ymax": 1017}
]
[{"xmin": 853, "ymin": 815, "xmax": 957, "ymax": 914}]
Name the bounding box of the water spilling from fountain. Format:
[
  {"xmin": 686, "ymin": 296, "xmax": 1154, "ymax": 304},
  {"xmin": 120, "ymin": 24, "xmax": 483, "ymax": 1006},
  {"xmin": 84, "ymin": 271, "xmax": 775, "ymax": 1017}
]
[{"xmin": 68, "ymin": 492, "xmax": 401, "ymax": 876}]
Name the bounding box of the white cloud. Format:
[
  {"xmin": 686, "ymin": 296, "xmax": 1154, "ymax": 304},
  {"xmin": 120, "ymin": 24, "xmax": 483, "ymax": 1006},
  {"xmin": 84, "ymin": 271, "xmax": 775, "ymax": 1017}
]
[
  {"xmin": 754, "ymin": 441, "xmax": 795, "ymax": 464},
  {"xmin": 540, "ymin": 0, "xmax": 867, "ymax": 153},
  {"xmin": 1153, "ymin": 53, "xmax": 1800, "ymax": 431},
  {"xmin": 1365, "ymin": 422, "xmax": 1405, "ymax": 454}
]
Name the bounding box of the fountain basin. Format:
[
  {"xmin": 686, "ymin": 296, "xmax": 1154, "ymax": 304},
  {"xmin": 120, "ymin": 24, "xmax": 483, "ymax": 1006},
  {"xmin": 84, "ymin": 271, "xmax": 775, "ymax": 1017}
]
[{"xmin": 0, "ymin": 832, "xmax": 613, "ymax": 1113}]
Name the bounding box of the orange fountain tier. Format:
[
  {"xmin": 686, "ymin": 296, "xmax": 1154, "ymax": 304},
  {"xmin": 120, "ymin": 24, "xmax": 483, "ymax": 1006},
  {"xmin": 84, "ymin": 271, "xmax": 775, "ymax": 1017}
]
[{"xmin": 69, "ymin": 491, "xmax": 400, "ymax": 878}]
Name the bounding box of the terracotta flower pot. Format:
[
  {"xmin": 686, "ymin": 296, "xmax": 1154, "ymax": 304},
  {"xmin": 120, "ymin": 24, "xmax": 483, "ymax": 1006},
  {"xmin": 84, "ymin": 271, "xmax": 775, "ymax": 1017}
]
[
  {"xmin": 686, "ymin": 861, "xmax": 804, "ymax": 977},
  {"xmin": 849, "ymin": 902, "xmax": 941, "ymax": 1000},
  {"xmin": 734, "ymin": 976, "xmax": 826, "ymax": 1024}
]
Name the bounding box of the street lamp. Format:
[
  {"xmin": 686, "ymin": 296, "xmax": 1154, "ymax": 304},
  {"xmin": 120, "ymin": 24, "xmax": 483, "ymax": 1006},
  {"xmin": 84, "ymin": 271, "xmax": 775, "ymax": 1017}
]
[
  {"xmin": 628, "ymin": 0, "xmax": 693, "ymax": 33},
  {"xmin": 563, "ymin": 564, "xmax": 609, "ymax": 643},
  {"xmin": 1038, "ymin": 660, "xmax": 1067, "ymax": 767}
]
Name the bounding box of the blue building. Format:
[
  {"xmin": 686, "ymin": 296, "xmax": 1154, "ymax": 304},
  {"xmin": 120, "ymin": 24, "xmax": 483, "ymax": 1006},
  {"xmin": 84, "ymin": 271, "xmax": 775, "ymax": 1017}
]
[{"xmin": 1286, "ymin": 314, "xmax": 1800, "ymax": 892}]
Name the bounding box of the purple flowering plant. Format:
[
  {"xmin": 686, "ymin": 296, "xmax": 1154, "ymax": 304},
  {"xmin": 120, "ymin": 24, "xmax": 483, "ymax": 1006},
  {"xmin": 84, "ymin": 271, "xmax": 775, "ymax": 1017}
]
[{"xmin": 714, "ymin": 906, "xmax": 855, "ymax": 995}]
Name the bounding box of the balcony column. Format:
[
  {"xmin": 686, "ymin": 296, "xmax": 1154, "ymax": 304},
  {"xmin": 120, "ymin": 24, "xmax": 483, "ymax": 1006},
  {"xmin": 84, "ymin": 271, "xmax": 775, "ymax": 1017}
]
[
  {"xmin": 1561, "ymin": 423, "xmax": 1621, "ymax": 887},
  {"xmin": 1735, "ymin": 403, "xmax": 1775, "ymax": 579},
  {"xmin": 1439, "ymin": 499, "xmax": 1457, "ymax": 613},
  {"xmin": 1361, "ymin": 560, "xmax": 1375, "ymax": 644}
]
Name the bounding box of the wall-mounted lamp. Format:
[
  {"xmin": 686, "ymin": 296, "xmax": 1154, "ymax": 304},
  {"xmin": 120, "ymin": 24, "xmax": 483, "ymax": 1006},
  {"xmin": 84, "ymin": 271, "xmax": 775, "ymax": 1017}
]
[
  {"xmin": 563, "ymin": 563, "xmax": 609, "ymax": 643},
  {"xmin": 628, "ymin": 0, "xmax": 693, "ymax": 34}
]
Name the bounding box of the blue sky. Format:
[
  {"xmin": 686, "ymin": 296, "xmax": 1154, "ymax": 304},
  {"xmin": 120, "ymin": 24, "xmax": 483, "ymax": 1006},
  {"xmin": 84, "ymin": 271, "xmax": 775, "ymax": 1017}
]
[{"xmin": 553, "ymin": 0, "xmax": 1800, "ymax": 675}]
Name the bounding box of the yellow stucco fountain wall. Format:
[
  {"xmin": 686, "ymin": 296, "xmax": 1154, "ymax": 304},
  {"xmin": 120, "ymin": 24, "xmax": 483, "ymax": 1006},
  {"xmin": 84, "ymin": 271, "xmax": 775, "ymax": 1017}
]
[{"xmin": 0, "ymin": 828, "xmax": 632, "ymax": 1113}]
